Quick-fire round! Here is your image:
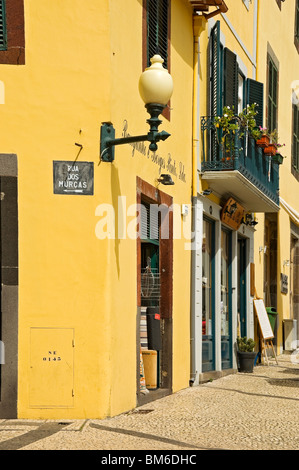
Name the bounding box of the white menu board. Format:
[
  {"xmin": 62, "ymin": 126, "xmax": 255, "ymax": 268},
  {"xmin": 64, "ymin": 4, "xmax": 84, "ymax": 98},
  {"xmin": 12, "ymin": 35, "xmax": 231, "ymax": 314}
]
[{"xmin": 253, "ymin": 299, "xmax": 274, "ymax": 340}]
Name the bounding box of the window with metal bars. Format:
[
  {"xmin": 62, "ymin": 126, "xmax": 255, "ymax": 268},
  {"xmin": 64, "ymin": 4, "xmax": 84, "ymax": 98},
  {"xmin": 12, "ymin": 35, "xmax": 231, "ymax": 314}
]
[
  {"xmin": 147, "ymin": 0, "xmax": 169, "ymax": 69},
  {"xmin": 292, "ymin": 104, "xmax": 299, "ymax": 172},
  {"xmin": 0, "ymin": 0, "xmax": 7, "ymax": 51},
  {"xmin": 267, "ymin": 56, "xmax": 278, "ymax": 133}
]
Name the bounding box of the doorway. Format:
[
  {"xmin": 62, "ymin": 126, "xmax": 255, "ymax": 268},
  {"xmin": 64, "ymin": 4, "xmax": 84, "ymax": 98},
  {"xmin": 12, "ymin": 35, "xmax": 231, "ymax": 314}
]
[
  {"xmin": 264, "ymin": 214, "xmax": 278, "ymax": 343},
  {"xmin": 0, "ymin": 155, "xmax": 18, "ymax": 418},
  {"xmin": 202, "ymin": 217, "xmax": 215, "ymax": 372},
  {"xmin": 221, "ymin": 229, "xmax": 232, "ymax": 369},
  {"xmin": 290, "ymin": 228, "xmax": 299, "ymax": 339},
  {"xmin": 238, "ymin": 237, "xmax": 247, "ymax": 338},
  {"xmin": 137, "ymin": 177, "xmax": 173, "ymax": 405}
]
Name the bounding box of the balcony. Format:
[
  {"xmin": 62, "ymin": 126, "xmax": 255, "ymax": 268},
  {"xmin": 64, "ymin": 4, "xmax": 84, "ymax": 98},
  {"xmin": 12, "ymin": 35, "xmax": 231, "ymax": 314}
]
[{"xmin": 200, "ymin": 116, "xmax": 280, "ymax": 213}]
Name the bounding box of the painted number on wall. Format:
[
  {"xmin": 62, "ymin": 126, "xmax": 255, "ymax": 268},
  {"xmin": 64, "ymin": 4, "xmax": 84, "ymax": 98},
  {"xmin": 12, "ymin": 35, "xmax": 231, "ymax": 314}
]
[{"xmin": 42, "ymin": 350, "xmax": 62, "ymax": 362}]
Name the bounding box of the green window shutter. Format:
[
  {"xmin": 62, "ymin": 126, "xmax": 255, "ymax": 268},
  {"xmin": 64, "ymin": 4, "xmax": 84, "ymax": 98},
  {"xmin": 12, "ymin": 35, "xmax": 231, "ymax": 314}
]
[
  {"xmin": 224, "ymin": 48, "xmax": 238, "ymax": 112},
  {"xmin": 0, "ymin": 0, "xmax": 6, "ymax": 51},
  {"xmin": 247, "ymin": 78, "xmax": 264, "ymax": 128},
  {"xmin": 210, "ymin": 21, "xmax": 222, "ymax": 117},
  {"xmin": 267, "ymin": 57, "xmax": 278, "ymax": 132},
  {"xmin": 292, "ymin": 105, "xmax": 299, "ymax": 171},
  {"xmin": 296, "ymin": 0, "xmax": 299, "ymax": 39},
  {"xmin": 147, "ymin": 0, "xmax": 169, "ymax": 69}
]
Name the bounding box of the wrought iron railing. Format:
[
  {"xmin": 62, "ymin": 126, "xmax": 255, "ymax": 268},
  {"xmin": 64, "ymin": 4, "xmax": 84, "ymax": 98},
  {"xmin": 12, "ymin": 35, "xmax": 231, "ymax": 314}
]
[{"xmin": 201, "ymin": 116, "xmax": 280, "ymax": 207}]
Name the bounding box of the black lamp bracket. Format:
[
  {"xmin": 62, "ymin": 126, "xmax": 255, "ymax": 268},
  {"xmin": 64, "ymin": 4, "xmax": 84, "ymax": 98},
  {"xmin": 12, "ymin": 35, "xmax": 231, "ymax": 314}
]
[{"xmin": 100, "ymin": 103, "xmax": 170, "ymax": 162}]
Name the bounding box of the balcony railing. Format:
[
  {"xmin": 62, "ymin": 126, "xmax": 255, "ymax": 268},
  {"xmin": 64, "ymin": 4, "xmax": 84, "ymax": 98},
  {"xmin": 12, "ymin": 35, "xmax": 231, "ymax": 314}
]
[{"xmin": 201, "ymin": 116, "xmax": 280, "ymax": 209}]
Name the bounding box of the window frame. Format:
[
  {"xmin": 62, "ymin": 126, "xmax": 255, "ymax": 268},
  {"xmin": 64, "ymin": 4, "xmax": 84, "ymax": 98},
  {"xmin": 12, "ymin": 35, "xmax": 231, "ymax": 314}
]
[
  {"xmin": 209, "ymin": 21, "xmax": 264, "ymax": 125},
  {"xmin": 292, "ymin": 104, "xmax": 299, "ymax": 173},
  {"xmin": 142, "ymin": 0, "xmax": 171, "ymax": 120},
  {"xmin": 267, "ymin": 54, "xmax": 278, "ymax": 133},
  {"xmin": 0, "ymin": 0, "xmax": 7, "ymax": 51},
  {"xmin": 0, "ymin": 0, "xmax": 25, "ymax": 65},
  {"xmin": 295, "ymin": 0, "xmax": 299, "ymax": 52}
]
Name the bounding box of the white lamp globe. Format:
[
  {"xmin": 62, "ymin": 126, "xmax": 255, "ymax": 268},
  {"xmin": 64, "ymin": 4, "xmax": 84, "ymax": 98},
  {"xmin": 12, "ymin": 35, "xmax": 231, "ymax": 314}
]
[{"xmin": 139, "ymin": 54, "xmax": 173, "ymax": 106}]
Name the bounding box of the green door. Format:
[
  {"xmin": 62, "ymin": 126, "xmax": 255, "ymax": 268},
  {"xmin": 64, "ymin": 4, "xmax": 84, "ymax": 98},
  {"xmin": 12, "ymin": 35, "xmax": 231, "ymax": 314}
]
[
  {"xmin": 238, "ymin": 238, "xmax": 247, "ymax": 337},
  {"xmin": 202, "ymin": 218, "xmax": 215, "ymax": 372},
  {"xmin": 221, "ymin": 229, "xmax": 233, "ymax": 369}
]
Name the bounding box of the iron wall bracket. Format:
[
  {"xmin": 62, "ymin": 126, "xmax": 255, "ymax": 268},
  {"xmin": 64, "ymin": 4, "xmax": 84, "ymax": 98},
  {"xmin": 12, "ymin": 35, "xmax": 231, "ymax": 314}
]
[{"xmin": 100, "ymin": 104, "xmax": 171, "ymax": 163}]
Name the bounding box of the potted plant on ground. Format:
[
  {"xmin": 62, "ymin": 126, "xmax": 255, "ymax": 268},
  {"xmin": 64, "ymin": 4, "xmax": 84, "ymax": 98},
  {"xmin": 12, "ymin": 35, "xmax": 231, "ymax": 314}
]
[{"xmin": 237, "ymin": 336, "xmax": 256, "ymax": 373}]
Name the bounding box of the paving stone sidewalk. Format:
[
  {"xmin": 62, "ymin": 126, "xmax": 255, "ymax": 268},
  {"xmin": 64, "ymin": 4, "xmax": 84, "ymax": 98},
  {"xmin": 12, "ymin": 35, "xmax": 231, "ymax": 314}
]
[{"xmin": 1, "ymin": 354, "xmax": 299, "ymax": 450}]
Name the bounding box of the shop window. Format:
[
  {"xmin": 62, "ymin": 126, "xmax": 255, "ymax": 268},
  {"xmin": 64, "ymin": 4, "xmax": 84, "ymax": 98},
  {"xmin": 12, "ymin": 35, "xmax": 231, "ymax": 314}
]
[{"xmin": 0, "ymin": 0, "xmax": 25, "ymax": 65}]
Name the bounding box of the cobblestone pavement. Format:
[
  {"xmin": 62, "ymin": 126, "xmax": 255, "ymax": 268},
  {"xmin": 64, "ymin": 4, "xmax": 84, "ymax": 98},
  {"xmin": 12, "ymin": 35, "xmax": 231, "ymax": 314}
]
[{"xmin": 1, "ymin": 354, "xmax": 299, "ymax": 451}]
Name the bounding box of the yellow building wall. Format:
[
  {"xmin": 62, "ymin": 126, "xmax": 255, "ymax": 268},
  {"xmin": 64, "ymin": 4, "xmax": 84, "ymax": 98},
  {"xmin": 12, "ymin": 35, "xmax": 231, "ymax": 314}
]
[
  {"xmin": 0, "ymin": 0, "xmax": 193, "ymax": 418},
  {"xmin": 254, "ymin": 0, "xmax": 299, "ymax": 350},
  {"xmin": 196, "ymin": 1, "xmax": 299, "ymax": 354},
  {"xmin": 107, "ymin": 0, "xmax": 194, "ymax": 413}
]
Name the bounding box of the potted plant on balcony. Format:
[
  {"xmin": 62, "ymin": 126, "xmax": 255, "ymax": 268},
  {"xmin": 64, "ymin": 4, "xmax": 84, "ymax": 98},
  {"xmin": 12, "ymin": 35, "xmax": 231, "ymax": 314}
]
[
  {"xmin": 272, "ymin": 152, "xmax": 285, "ymax": 164},
  {"xmin": 237, "ymin": 336, "xmax": 256, "ymax": 373},
  {"xmin": 256, "ymin": 128, "xmax": 286, "ymax": 164},
  {"xmin": 214, "ymin": 106, "xmax": 240, "ymax": 161},
  {"xmin": 238, "ymin": 103, "xmax": 261, "ymax": 141},
  {"xmin": 214, "ymin": 104, "xmax": 260, "ymax": 161},
  {"xmin": 256, "ymin": 127, "xmax": 270, "ymax": 149},
  {"xmin": 263, "ymin": 129, "xmax": 279, "ymax": 156}
]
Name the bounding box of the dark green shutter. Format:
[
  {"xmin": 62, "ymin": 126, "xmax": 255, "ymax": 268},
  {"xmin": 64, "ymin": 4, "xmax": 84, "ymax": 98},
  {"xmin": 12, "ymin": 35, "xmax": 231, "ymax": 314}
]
[
  {"xmin": 247, "ymin": 78, "xmax": 264, "ymax": 128},
  {"xmin": 147, "ymin": 0, "xmax": 169, "ymax": 68},
  {"xmin": 209, "ymin": 21, "xmax": 222, "ymax": 161},
  {"xmin": 210, "ymin": 21, "xmax": 222, "ymax": 117},
  {"xmin": 292, "ymin": 104, "xmax": 299, "ymax": 171},
  {"xmin": 224, "ymin": 48, "xmax": 238, "ymax": 113},
  {"xmin": 0, "ymin": 0, "xmax": 7, "ymax": 51},
  {"xmin": 296, "ymin": 0, "xmax": 299, "ymax": 39},
  {"xmin": 267, "ymin": 57, "xmax": 278, "ymax": 132}
]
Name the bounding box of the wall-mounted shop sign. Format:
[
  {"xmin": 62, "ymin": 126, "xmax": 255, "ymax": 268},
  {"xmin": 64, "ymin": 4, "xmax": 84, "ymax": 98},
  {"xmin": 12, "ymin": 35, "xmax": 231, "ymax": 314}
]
[
  {"xmin": 281, "ymin": 273, "xmax": 288, "ymax": 294},
  {"xmin": 221, "ymin": 197, "xmax": 245, "ymax": 231},
  {"xmin": 53, "ymin": 161, "xmax": 94, "ymax": 195}
]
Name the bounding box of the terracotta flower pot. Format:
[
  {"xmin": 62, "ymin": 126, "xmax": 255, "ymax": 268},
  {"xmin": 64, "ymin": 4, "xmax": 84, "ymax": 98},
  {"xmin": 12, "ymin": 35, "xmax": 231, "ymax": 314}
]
[
  {"xmin": 256, "ymin": 135, "xmax": 270, "ymax": 148},
  {"xmin": 264, "ymin": 143, "xmax": 278, "ymax": 156}
]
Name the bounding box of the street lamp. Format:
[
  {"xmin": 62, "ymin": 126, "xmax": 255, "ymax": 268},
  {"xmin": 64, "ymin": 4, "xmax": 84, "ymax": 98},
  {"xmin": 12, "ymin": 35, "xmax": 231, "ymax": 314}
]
[{"xmin": 100, "ymin": 54, "xmax": 173, "ymax": 162}]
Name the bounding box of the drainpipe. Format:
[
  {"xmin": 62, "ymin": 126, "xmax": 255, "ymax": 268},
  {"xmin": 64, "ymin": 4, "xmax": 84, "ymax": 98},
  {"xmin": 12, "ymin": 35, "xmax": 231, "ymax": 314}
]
[
  {"xmin": 190, "ymin": 14, "xmax": 206, "ymax": 385},
  {"xmin": 253, "ymin": 0, "xmax": 259, "ymax": 80},
  {"xmin": 192, "ymin": 16, "xmax": 201, "ymax": 199}
]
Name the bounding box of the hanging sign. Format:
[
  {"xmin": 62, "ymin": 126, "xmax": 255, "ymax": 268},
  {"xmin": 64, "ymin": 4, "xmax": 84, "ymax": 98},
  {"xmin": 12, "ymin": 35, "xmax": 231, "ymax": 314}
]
[
  {"xmin": 53, "ymin": 161, "xmax": 94, "ymax": 195},
  {"xmin": 221, "ymin": 197, "xmax": 245, "ymax": 231}
]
